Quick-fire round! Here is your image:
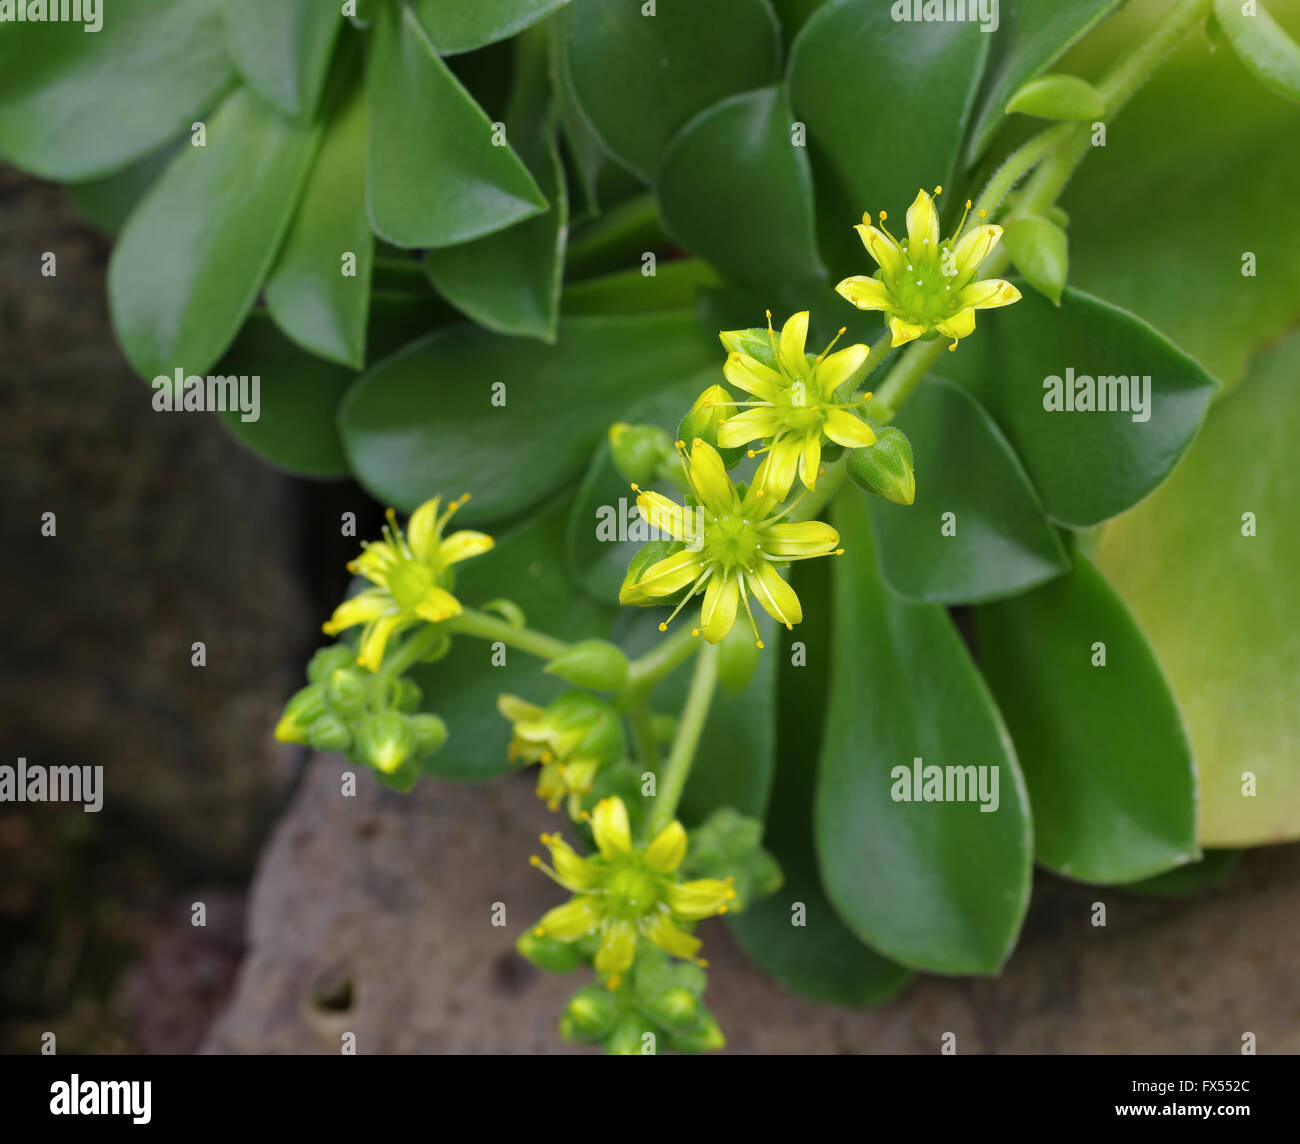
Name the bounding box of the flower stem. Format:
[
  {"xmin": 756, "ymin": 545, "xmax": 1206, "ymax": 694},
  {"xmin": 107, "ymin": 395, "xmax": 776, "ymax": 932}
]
[
  {"xmin": 647, "ymin": 641, "xmax": 720, "ymax": 837},
  {"xmin": 789, "ymin": 456, "xmax": 847, "ymax": 522},
  {"xmin": 837, "ymin": 332, "xmax": 894, "ymax": 403},
  {"xmin": 443, "ymin": 608, "xmax": 572, "ymax": 661},
  {"xmin": 870, "ymin": 339, "xmax": 946, "ymax": 425},
  {"xmin": 973, "ymin": 123, "xmax": 1074, "ymax": 219},
  {"xmin": 623, "ymin": 624, "xmax": 699, "ymax": 693},
  {"xmin": 626, "ymin": 697, "xmax": 661, "ymax": 775},
  {"xmin": 375, "ymin": 624, "xmax": 447, "ymax": 684}
]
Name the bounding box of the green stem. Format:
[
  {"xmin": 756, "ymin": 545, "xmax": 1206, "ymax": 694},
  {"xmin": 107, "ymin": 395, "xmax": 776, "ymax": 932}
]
[
  {"xmin": 973, "ymin": 123, "xmax": 1074, "ymax": 219},
  {"xmin": 375, "ymin": 624, "xmax": 446, "ymax": 684},
  {"xmin": 626, "ymin": 698, "xmax": 661, "ymax": 775},
  {"xmin": 870, "ymin": 339, "xmax": 946, "ymax": 424},
  {"xmin": 647, "ymin": 641, "xmax": 720, "ymax": 837},
  {"xmin": 789, "ymin": 456, "xmax": 847, "ymax": 522},
  {"xmin": 443, "ymin": 608, "xmax": 572, "ymax": 661},
  {"xmin": 623, "ymin": 624, "xmax": 699, "ymax": 693}
]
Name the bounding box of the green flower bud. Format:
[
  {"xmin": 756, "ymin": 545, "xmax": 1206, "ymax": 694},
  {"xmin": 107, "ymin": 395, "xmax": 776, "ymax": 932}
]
[
  {"xmin": 561, "ymin": 985, "xmax": 619, "ymax": 1043},
  {"xmin": 355, "ymin": 712, "xmax": 415, "ymax": 774},
  {"xmin": 517, "ymin": 929, "xmax": 586, "ymax": 974},
  {"xmin": 372, "ymin": 758, "xmax": 421, "ymax": 793},
  {"xmin": 306, "ymin": 644, "xmax": 357, "ymax": 684},
  {"xmin": 545, "ymin": 639, "xmax": 630, "ymax": 692},
  {"xmin": 1002, "ymin": 214, "xmax": 1068, "ymax": 306},
  {"xmin": 717, "ymin": 621, "xmax": 761, "ymax": 696},
  {"xmin": 324, "ymin": 668, "xmax": 368, "ymax": 718},
  {"xmin": 678, "ymin": 385, "xmax": 745, "ymax": 467},
  {"xmin": 666, "ymin": 1011, "xmax": 725, "ymax": 1054},
  {"xmin": 386, "ymin": 676, "xmax": 423, "ymax": 714},
  {"xmin": 608, "ymin": 422, "xmax": 674, "ymax": 486},
  {"xmin": 409, "ymin": 713, "xmax": 448, "ymax": 757},
  {"xmin": 1006, "ymin": 73, "xmax": 1104, "ymax": 122},
  {"xmin": 847, "ymin": 424, "xmax": 916, "ymax": 506},
  {"xmin": 644, "ymin": 986, "xmax": 702, "ymax": 1035},
  {"xmin": 307, "ymin": 713, "xmax": 352, "ymax": 752},
  {"xmin": 604, "ymin": 1016, "xmax": 657, "ymax": 1056},
  {"xmin": 274, "ymin": 684, "xmax": 327, "ymax": 744}
]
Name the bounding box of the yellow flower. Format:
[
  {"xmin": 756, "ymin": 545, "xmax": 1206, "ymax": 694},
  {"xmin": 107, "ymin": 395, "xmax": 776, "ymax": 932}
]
[
  {"xmin": 323, "ymin": 495, "xmax": 493, "ymax": 671},
  {"xmin": 619, "ymin": 439, "xmax": 841, "ymax": 646},
  {"xmin": 836, "ymin": 186, "xmax": 1021, "ymax": 350},
  {"xmin": 714, "ymin": 310, "xmax": 877, "ymax": 498},
  {"xmin": 529, "ymin": 797, "xmax": 736, "ymax": 981}
]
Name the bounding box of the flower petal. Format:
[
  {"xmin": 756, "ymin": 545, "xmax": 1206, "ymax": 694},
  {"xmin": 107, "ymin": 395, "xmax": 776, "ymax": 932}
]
[
  {"xmin": 763, "ymin": 520, "xmax": 840, "ymax": 558},
  {"xmin": 356, "ymin": 614, "xmax": 407, "ymax": 672},
  {"xmin": 835, "ymin": 274, "xmax": 893, "ymax": 312},
  {"xmin": 497, "ymin": 694, "xmax": 544, "ymax": 724},
  {"xmin": 854, "ymin": 224, "xmax": 905, "ymax": 277},
  {"xmin": 716, "ymin": 406, "xmax": 781, "ymax": 448},
  {"xmin": 906, "ymin": 188, "xmax": 940, "ymax": 249},
  {"xmin": 687, "ymin": 440, "xmax": 738, "ymax": 514},
  {"xmin": 700, "ymin": 573, "xmax": 740, "ymax": 644},
  {"xmin": 637, "ymin": 491, "xmax": 694, "ymax": 542},
  {"xmin": 595, "ymin": 919, "xmax": 639, "ymax": 974},
  {"xmin": 404, "ymin": 497, "xmax": 443, "ymax": 563},
  {"xmin": 542, "ymin": 833, "xmax": 599, "ymax": 891},
  {"xmin": 439, "ymin": 529, "xmax": 494, "ymax": 566},
  {"xmin": 935, "ymin": 307, "xmax": 977, "ymax": 340},
  {"xmin": 413, "ymin": 584, "xmax": 461, "ymax": 624},
  {"xmin": 644, "ymin": 820, "xmax": 688, "ymax": 873},
  {"xmin": 536, "ymin": 895, "xmax": 601, "ymax": 941},
  {"xmin": 959, "ymin": 279, "xmax": 1022, "ymax": 310},
  {"xmin": 642, "ymin": 913, "xmax": 702, "ymax": 960},
  {"xmin": 953, "ymin": 224, "xmax": 1003, "ymax": 274},
  {"xmin": 624, "ymin": 548, "xmax": 704, "ymax": 600},
  {"xmin": 760, "ymin": 436, "xmax": 802, "ymax": 501},
  {"xmin": 591, "ymin": 796, "xmax": 632, "ymax": 858},
  {"xmin": 723, "ymin": 352, "xmax": 783, "ymax": 400},
  {"xmin": 814, "ymin": 342, "xmax": 869, "ymax": 394},
  {"xmin": 747, "ymin": 563, "xmax": 802, "ymax": 628},
  {"xmin": 823, "ymin": 407, "xmax": 877, "ymax": 449},
  {"xmin": 799, "ymin": 431, "xmax": 822, "ymax": 490},
  {"xmin": 888, "ymin": 316, "xmax": 926, "ymax": 347},
  {"xmin": 666, "ymin": 877, "xmax": 735, "ymax": 919},
  {"xmin": 322, "ymin": 589, "xmax": 395, "ymax": 635},
  {"xmin": 778, "ymin": 311, "xmax": 809, "ymax": 377}
]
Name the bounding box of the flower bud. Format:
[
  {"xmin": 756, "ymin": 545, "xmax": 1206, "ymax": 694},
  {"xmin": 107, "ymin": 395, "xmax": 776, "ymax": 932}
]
[
  {"xmin": 274, "ymin": 684, "xmax": 328, "ymax": 744},
  {"xmin": 847, "ymin": 424, "xmax": 916, "ymax": 506},
  {"xmin": 644, "ymin": 986, "xmax": 702, "ymax": 1035},
  {"xmin": 666, "ymin": 1011, "xmax": 725, "ymax": 1053},
  {"xmin": 560, "ymin": 985, "xmax": 619, "ymax": 1043},
  {"xmin": 306, "ymin": 643, "xmax": 357, "ymax": 684},
  {"xmin": 409, "ymin": 713, "xmax": 448, "ymax": 757},
  {"xmin": 545, "ymin": 639, "xmax": 630, "ymax": 691},
  {"xmin": 678, "ymin": 385, "xmax": 745, "ymax": 467},
  {"xmin": 386, "ymin": 676, "xmax": 423, "ymax": 714},
  {"xmin": 608, "ymin": 422, "xmax": 674, "ymax": 486},
  {"xmin": 717, "ymin": 621, "xmax": 761, "ymax": 696},
  {"xmin": 517, "ymin": 929, "xmax": 586, "ymax": 974},
  {"xmin": 604, "ymin": 1016, "xmax": 657, "ymax": 1056},
  {"xmin": 355, "ymin": 712, "xmax": 415, "ymax": 774},
  {"xmin": 324, "ymin": 668, "xmax": 368, "ymax": 718},
  {"xmin": 307, "ymin": 713, "xmax": 352, "ymax": 752},
  {"xmin": 1002, "ymin": 214, "xmax": 1068, "ymax": 306},
  {"xmin": 1006, "ymin": 73, "xmax": 1104, "ymax": 122}
]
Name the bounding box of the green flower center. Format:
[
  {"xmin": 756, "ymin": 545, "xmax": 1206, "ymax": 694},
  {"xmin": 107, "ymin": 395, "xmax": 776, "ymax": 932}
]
[
  {"xmin": 702, "ymin": 515, "xmax": 760, "ymax": 571},
  {"xmin": 887, "ymin": 239, "xmax": 965, "ymax": 324},
  {"xmin": 603, "ymin": 864, "xmax": 664, "ymax": 920},
  {"xmin": 386, "ymin": 557, "xmax": 436, "ymax": 611}
]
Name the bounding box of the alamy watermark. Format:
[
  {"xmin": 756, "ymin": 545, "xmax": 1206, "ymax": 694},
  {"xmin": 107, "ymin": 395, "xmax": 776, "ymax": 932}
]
[
  {"xmin": 1042, "ymin": 368, "xmax": 1152, "ymax": 423},
  {"xmin": 595, "ymin": 499, "xmax": 704, "ymax": 544},
  {"xmin": 0, "ymin": 758, "xmax": 103, "ymax": 812},
  {"xmin": 891, "ymin": 756, "xmax": 1000, "ymax": 812},
  {"xmin": 0, "ymin": 0, "xmax": 102, "ymax": 33},
  {"xmin": 891, "ymin": 0, "xmax": 999, "ymax": 34},
  {"xmin": 152, "ymin": 369, "xmax": 261, "ymax": 423}
]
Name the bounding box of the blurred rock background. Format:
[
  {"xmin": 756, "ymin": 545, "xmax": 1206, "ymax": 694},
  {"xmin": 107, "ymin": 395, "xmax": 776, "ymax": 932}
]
[{"xmin": 3, "ymin": 170, "xmax": 1298, "ymax": 1055}]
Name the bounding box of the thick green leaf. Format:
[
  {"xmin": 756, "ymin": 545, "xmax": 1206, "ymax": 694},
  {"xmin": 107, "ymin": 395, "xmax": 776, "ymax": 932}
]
[
  {"xmin": 940, "ymin": 286, "xmax": 1218, "ymax": 528},
  {"xmin": 658, "ymin": 86, "xmax": 825, "ymax": 292},
  {"xmin": 409, "ymin": 497, "xmax": 617, "ymax": 781},
  {"xmin": 1005, "ymin": 73, "xmax": 1104, "ymax": 120},
  {"xmin": 0, "ymin": 0, "xmax": 233, "ymax": 180},
  {"xmin": 365, "ymin": 2, "xmax": 546, "ymax": 248},
  {"xmin": 339, "ymin": 314, "xmax": 715, "ymax": 523},
  {"xmin": 975, "ymin": 554, "xmax": 1198, "ymax": 883},
  {"xmin": 770, "ymin": 0, "xmax": 829, "ymax": 51},
  {"xmin": 966, "ymin": 0, "xmax": 1124, "ymax": 158},
  {"xmin": 1062, "ymin": 0, "xmax": 1300, "ymax": 390},
  {"xmin": 264, "ymin": 81, "xmax": 373, "ymax": 370},
  {"xmin": 816, "ymin": 496, "xmax": 1032, "ymax": 975},
  {"xmin": 788, "ymin": 0, "xmax": 988, "ymax": 279},
  {"xmin": 411, "ymin": 0, "xmax": 568, "ymax": 54},
  {"xmin": 727, "ymin": 559, "xmax": 915, "ymax": 1005},
  {"xmin": 224, "ymin": 0, "xmax": 344, "ymax": 118},
  {"xmin": 566, "ymin": 376, "xmax": 713, "ymax": 604},
  {"xmin": 564, "ymin": 0, "xmax": 780, "ymax": 181},
  {"xmin": 866, "ymin": 376, "xmax": 1068, "ymax": 605},
  {"xmin": 1096, "ymin": 332, "xmax": 1300, "ymax": 846},
  {"xmin": 561, "ymin": 260, "xmax": 720, "ymax": 317},
  {"xmin": 216, "ymin": 314, "xmax": 353, "ymax": 478},
  {"xmin": 108, "ymin": 87, "xmax": 322, "ymax": 380},
  {"xmin": 1214, "ymin": 0, "xmax": 1300, "ymax": 102},
  {"xmin": 1122, "ymin": 849, "xmax": 1242, "ymax": 899}
]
